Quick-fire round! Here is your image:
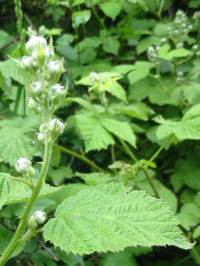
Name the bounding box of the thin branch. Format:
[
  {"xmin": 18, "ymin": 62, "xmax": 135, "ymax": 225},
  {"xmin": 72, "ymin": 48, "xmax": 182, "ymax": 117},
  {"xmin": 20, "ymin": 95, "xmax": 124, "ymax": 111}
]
[{"xmin": 55, "ymin": 144, "xmax": 104, "ymax": 172}]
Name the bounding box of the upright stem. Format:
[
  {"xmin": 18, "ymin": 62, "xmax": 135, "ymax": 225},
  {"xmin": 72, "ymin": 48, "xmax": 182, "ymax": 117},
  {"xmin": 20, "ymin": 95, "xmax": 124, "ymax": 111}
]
[{"xmin": 0, "ymin": 139, "xmax": 53, "ymax": 266}]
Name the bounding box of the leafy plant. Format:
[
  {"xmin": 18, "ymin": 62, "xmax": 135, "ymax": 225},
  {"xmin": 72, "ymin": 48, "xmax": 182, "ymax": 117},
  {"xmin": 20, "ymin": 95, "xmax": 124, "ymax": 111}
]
[{"xmin": 1, "ymin": 1, "xmax": 200, "ymax": 265}]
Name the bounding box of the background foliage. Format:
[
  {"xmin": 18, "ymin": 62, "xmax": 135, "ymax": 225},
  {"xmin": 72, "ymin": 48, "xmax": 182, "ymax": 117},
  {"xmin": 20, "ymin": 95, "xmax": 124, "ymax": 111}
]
[{"xmin": 1, "ymin": 0, "xmax": 200, "ymax": 265}]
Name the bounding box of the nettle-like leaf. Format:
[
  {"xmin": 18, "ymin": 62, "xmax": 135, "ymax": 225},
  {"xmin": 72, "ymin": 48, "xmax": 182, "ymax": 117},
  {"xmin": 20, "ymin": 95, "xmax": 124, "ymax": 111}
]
[
  {"xmin": 75, "ymin": 114, "xmax": 136, "ymax": 151},
  {"xmin": 155, "ymin": 104, "xmax": 200, "ymax": 141},
  {"xmin": 43, "ymin": 183, "xmax": 192, "ymax": 255},
  {"xmin": 102, "ymin": 118, "xmax": 136, "ymax": 147},
  {"xmin": 0, "ymin": 117, "xmax": 39, "ymax": 165},
  {"xmin": 0, "ymin": 173, "xmax": 60, "ymax": 209},
  {"xmin": 75, "ymin": 114, "xmax": 114, "ymax": 152}
]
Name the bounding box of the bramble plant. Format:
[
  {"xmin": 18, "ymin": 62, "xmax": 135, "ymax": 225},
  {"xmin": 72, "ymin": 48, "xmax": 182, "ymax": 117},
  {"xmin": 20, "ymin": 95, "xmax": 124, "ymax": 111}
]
[
  {"xmin": 0, "ymin": 30, "xmax": 192, "ymax": 266},
  {"xmin": 2, "ymin": 1, "xmax": 200, "ymax": 265}
]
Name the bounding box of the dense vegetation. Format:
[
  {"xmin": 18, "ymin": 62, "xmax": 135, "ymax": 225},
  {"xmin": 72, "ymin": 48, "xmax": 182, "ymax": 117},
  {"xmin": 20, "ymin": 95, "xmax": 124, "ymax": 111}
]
[{"xmin": 1, "ymin": 0, "xmax": 200, "ymax": 265}]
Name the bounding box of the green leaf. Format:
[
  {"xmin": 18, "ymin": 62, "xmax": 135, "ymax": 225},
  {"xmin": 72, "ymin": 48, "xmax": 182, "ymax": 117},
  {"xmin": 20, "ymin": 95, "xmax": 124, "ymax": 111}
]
[
  {"xmin": 0, "ymin": 60, "xmax": 33, "ymax": 85},
  {"xmin": 100, "ymin": 1, "xmax": 122, "ymax": 20},
  {"xmin": 130, "ymin": 77, "xmax": 181, "ymax": 106},
  {"xmin": 75, "ymin": 114, "xmax": 114, "ymax": 152},
  {"xmin": 135, "ymin": 170, "xmax": 177, "ymax": 212},
  {"xmin": 0, "ymin": 31, "xmax": 12, "ymax": 49},
  {"xmin": 102, "ymin": 37, "xmax": 120, "ymax": 55},
  {"xmin": 100, "ymin": 250, "xmax": 138, "ymax": 266},
  {"xmin": 76, "ymin": 172, "xmax": 113, "ymax": 186},
  {"xmin": 155, "ymin": 105, "xmax": 200, "ymax": 141},
  {"xmin": 171, "ymin": 159, "xmax": 200, "ymax": 190},
  {"xmin": 0, "ymin": 117, "xmax": 39, "ymax": 165},
  {"xmin": 165, "ymin": 48, "xmax": 191, "ymax": 60},
  {"xmin": 178, "ymin": 203, "xmax": 200, "ymax": 230},
  {"xmin": 43, "ymin": 183, "xmax": 192, "ymax": 254},
  {"xmin": 72, "ymin": 10, "xmax": 91, "ymax": 28},
  {"xmin": 102, "ymin": 118, "xmax": 136, "ymax": 147},
  {"xmin": 0, "ymin": 173, "xmax": 60, "ymax": 209},
  {"xmin": 128, "ymin": 62, "xmax": 153, "ymax": 84},
  {"xmin": 108, "ymin": 80, "xmax": 127, "ymax": 102}
]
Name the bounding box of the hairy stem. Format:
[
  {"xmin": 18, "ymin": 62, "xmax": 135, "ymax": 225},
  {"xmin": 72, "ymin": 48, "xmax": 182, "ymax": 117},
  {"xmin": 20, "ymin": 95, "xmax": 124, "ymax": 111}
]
[
  {"xmin": 55, "ymin": 144, "xmax": 104, "ymax": 172},
  {"xmin": 0, "ymin": 139, "xmax": 53, "ymax": 266}
]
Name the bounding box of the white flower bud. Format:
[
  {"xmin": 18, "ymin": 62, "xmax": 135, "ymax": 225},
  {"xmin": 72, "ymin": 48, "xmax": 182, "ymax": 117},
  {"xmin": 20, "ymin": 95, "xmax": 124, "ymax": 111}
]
[
  {"xmin": 47, "ymin": 60, "xmax": 63, "ymax": 74},
  {"xmin": 48, "ymin": 118, "xmax": 65, "ymax": 134},
  {"xmin": 44, "ymin": 47, "xmax": 54, "ymax": 58},
  {"xmin": 193, "ymin": 44, "xmax": 198, "ymax": 50},
  {"xmin": 177, "ymin": 42, "xmax": 183, "ymax": 48},
  {"xmin": 31, "ymin": 81, "xmax": 42, "ymax": 94},
  {"xmin": 34, "ymin": 210, "xmax": 47, "ymax": 224},
  {"xmin": 26, "ymin": 35, "xmax": 47, "ymax": 52},
  {"xmin": 50, "ymin": 84, "xmax": 65, "ymax": 98},
  {"xmin": 160, "ymin": 38, "xmax": 167, "ymax": 43},
  {"xmin": 177, "ymin": 71, "xmax": 183, "ymax": 77},
  {"xmin": 21, "ymin": 56, "xmax": 33, "ymax": 68},
  {"xmin": 27, "ymin": 97, "xmax": 35, "ymax": 108},
  {"xmin": 15, "ymin": 157, "xmax": 32, "ymax": 174},
  {"xmin": 37, "ymin": 132, "xmax": 46, "ymax": 142}
]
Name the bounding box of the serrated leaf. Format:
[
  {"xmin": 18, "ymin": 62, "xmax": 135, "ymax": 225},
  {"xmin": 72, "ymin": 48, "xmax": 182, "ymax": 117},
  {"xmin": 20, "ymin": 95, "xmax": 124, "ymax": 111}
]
[
  {"xmin": 43, "ymin": 183, "xmax": 192, "ymax": 255},
  {"xmin": 0, "ymin": 117, "xmax": 39, "ymax": 165},
  {"xmin": 0, "ymin": 173, "xmax": 60, "ymax": 209},
  {"xmin": 75, "ymin": 114, "xmax": 114, "ymax": 152},
  {"xmin": 102, "ymin": 118, "xmax": 136, "ymax": 147},
  {"xmin": 100, "ymin": 1, "xmax": 122, "ymax": 20}
]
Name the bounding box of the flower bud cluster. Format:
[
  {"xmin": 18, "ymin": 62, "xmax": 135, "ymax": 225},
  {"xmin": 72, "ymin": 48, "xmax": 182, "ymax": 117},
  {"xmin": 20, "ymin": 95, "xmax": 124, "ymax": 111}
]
[
  {"xmin": 168, "ymin": 10, "xmax": 192, "ymax": 48},
  {"xmin": 28, "ymin": 210, "xmax": 47, "ymax": 230},
  {"xmin": 15, "ymin": 157, "xmax": 35, "ymax": 177},
  {"xmin": 20, "ymin": 30, "xmax": 67, "ymax": 117},
  {"xmin": 37, "ymin": 118, "xmax": 65, "ymax": 142}
]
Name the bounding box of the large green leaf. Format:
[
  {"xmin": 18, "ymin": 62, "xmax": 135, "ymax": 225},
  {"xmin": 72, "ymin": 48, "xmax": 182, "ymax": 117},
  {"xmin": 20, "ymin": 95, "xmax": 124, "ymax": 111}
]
[
  {"xmin": 0, "ymin": 173, "xmax": 60, "ymax": 209},
  {"xmin": 0, "ymin": 117, "xmax": 39, "ymax": 165},
  {"xmin": 43, "ymin": 184, "xmax": 192, "ymax": 255}
]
